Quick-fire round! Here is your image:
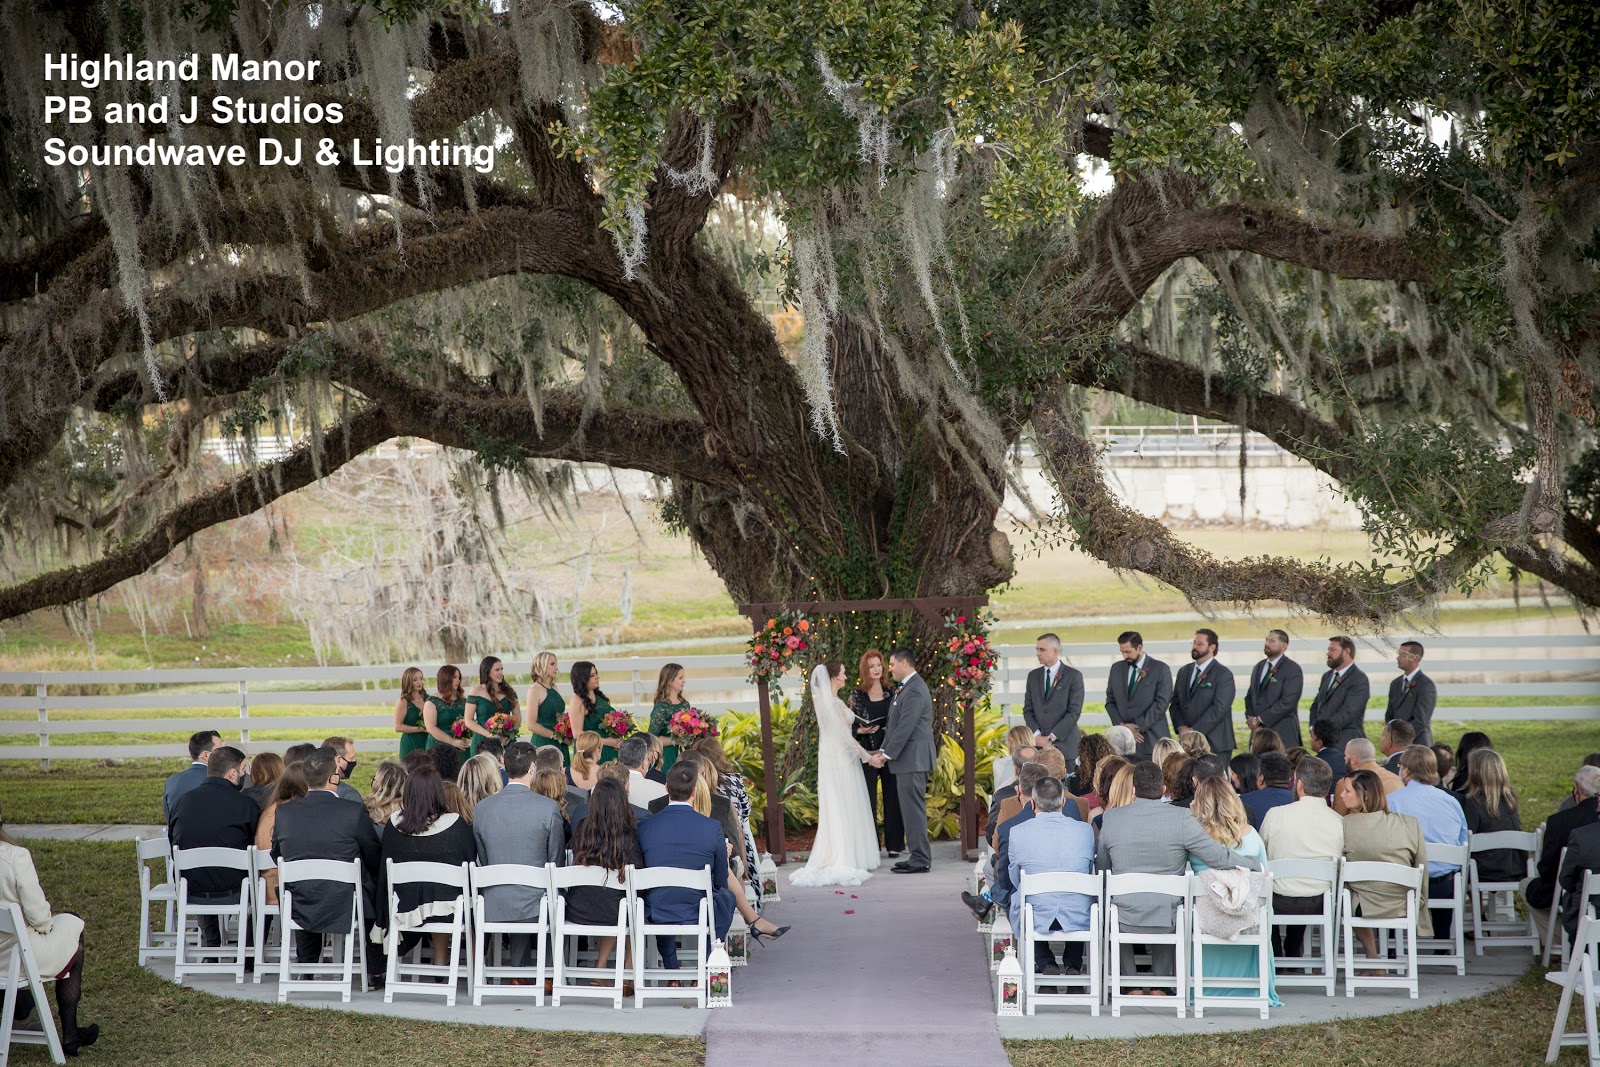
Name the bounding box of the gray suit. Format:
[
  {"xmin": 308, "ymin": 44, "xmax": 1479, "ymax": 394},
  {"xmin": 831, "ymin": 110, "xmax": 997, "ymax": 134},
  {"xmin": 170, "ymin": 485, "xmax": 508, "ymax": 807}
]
[
  {"xmin": 471, "ymin": 781, "xmax": 565, "ymax": 965},
  {"xmin": 1096, "ymin": 798, "xmax": 1260, "ymax": 975},
  {"xmin": 1244, "ymin": 655, "xmax": 1303, "ymax": 749},
  {"xmin": 1023, "ymin": 663, "xmax": 1084, "ymax": 763},
  {"xmin": 1308, "ymin": 664, "xmax": 1371, "ymax": 750},
  {"xmin": 1105, "ymin": 657, "xmax": 1174, "ymax": 758},
  {"xmin": 1385, "ymin": 671, "xmax": 1436, "ymax": 746},
  {"xmin": 1168, "ymin": 660, "xmax": 1237, "ymax": 758},
  {"xmin": 884, "ymin": 672, "xmax": 935, "ymax": 868}
]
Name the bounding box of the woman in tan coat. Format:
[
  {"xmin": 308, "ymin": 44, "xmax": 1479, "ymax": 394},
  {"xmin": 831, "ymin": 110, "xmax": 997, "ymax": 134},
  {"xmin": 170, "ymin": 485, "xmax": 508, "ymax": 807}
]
[{"xmin": 1339, "ymin": 769, "xmax": 1431, "ymax": 964}]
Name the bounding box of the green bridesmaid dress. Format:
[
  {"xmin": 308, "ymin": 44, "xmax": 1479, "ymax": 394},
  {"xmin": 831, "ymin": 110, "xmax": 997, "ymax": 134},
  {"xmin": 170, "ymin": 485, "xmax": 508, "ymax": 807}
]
[
  {"xmin": 466, "ymin": 693, "xmax": 516, "ymax": 757},
  {"xmin": 425, "ymin": 694, "xmax": 466, "ymax": 750},
  {"xmin": 587, "ymin": 694, "xmax": 621, "ymax": 764},
  {"xmin": 649, "ymin": 699, "xmax": 691, "ymax": 773},
  {"xmin": 532, "ymin": 685, "xmax": 570, "ymax": 764},
  {"xmin": 398, "ymin": 699, "xmax": 429, "ymax": 758}
]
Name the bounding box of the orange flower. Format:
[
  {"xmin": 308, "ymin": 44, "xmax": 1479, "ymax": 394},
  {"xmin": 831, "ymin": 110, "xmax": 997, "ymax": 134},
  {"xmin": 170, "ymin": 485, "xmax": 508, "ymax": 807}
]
[
  {"xmin": 754, "ymin": 644, "xmax": 765, "ymax": 654},
  {"xmin": 783, "ymin": 627, "xmax": 793, "ymax": 636},
  {"xmin": 797, "ymin": 619, "xmax": 810, "ymax": 632},
  {"xmin": 766, "ymin": 618, "xmax": 776, "ymax": 629}
]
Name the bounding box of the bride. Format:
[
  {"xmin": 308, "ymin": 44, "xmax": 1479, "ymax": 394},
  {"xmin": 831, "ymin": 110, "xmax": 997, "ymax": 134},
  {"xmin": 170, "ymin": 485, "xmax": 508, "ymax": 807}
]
[{"xmin": 790, "ymin": 660, "xmax": 882, "ymax": 886}]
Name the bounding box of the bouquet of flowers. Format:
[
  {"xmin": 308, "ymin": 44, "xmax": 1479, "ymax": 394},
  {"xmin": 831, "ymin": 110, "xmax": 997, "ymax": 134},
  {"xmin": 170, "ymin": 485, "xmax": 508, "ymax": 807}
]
[
  {"xmin": 746, "ymin": 612, "xmax": 810, "ymax": 683},
  {"xmin": 450, "ymin": 718, "xmax": 467, "ymax": 739},
  {"xmin": 601, "ymin": 708, "xmax": 636, "ymax": 738},
  {"xmin": 943, "ymin": 610, "xmax": 1000, "ymax": 710},
  {"xmin": 485, "ymin": 712, "xmax": 519, "ymax": 742},
  {"xmin": 552, "ymin": 715, "xmax": 574, "ymax": 741},
  {"xmin": 668, "ymin": 706, "xmax": 719, "ymax": 741}
]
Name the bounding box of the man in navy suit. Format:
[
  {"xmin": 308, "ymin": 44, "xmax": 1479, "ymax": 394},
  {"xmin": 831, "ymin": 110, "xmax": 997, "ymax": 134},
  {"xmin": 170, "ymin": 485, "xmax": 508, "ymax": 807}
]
[
  {"xmin": 164, "ymin": 729, "xmax": 222, "ymax": 826},
  {"xmin": 636, "ymin": 762, "xmax": 734, "ymax": 969}
]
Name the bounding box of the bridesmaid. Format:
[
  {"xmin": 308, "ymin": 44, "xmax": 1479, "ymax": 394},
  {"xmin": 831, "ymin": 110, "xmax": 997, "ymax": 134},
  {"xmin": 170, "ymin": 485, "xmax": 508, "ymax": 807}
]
[
  {"xmin": 525, "ymin": 651, "xmax": 569, "ymax": 764},
  {"xmin": 393, "ymin": 667, "xmax": 431, "ymax": 758},
  {"xmin": 465, "ymin": 656, "xmax": 520, "ymax": 757},
  {"xmin": 566, "ymin": 661, "xmax": 620, "ymax": 764},
  {"xmin": 424, "ymin": 664, "xmax": 470, "ymax": 752},
  {"xmin": 647, "ymin": 662, "xmax": 690, "ymax": 774}
]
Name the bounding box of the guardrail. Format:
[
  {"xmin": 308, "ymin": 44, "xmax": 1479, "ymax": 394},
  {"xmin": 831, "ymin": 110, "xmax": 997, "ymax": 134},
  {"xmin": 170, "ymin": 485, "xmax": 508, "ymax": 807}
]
[{"xmin": 2, "ymin": 634, "xmax": 1595, "ymax": 768}]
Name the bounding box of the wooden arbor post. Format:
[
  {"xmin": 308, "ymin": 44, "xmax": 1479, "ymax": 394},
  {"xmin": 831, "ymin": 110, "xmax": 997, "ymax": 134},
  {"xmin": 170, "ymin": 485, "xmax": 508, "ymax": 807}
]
[{"xmin": 736, "ymin": 596, "xmax": 990, "ymax": 865}]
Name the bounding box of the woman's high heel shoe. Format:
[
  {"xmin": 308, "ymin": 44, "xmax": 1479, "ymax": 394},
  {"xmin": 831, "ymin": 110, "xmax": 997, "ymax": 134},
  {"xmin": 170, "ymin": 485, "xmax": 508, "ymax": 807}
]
[{"xmin": 749, "ymin": 924, "xmax": 791, "ymax": 944}]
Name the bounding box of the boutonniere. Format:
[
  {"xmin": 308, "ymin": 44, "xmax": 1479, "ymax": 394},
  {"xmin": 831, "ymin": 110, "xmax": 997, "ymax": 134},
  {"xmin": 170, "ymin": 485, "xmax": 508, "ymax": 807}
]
[
  {"xmin": 1330, "ymin": 673, "xmax": 1343, "ymax": 689},
  {"xmin": 1136, "ymin": 667, "xmax": 1147, "ymax": 683},
  {"xmin": 1267, "ymin": 669, "xmax": 1278, "ymax": 684},
  {"xmin": 1403, "ymin": 679, "xmax": 1415, "ymax": 693}
]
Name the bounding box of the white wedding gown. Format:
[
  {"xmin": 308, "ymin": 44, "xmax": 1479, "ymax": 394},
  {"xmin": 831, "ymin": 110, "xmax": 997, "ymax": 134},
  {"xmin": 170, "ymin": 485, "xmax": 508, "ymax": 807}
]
[{"xmin": 790, "ymin": 666, "xmax": 882, "ymax": 887}]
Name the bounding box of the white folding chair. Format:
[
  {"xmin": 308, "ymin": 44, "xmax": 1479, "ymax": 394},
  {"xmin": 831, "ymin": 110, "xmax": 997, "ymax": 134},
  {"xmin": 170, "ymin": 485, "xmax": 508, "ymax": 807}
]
[
  {"xmin": 171, "ymin": 846, "xmax": 252, "ymax": 984},
  {"xmin": 383, "ymin": 860, "xmax": 472, "ymax": 1006},
  {"xmin": 1548, "ymin": 846, "xmax": 1573, "ymax": 968},
  {"xmin": 1017, "ymin": 870, "xmax": 1102, "ymax": 1016},
  {"xmin": 1190, "ymin": 871, "xmax": 1273, "ymax": 1018},
  {"xmin": 1268, "ymin": 858, "xmax": 1339, "ymax": 994},
  {"xmin": 1546, "ymin": 870, "xmax": 1600, "ymax": 1066},
  {"xmin": 549, "ymin": 865, "xmax": 629, "ymax": 1008},
  {"xmin": 470, "ymin": 862, "xmax": 553, "ymax": 1006},
  {"xmin": 248, "ymin": 847, "xmax": 282, "ymax": 982},
  {"xmin": 1106, "ymin": 871, "xmax": 1189, "ymax": 1018},
  {"xmin": 1418, "ymin": 843, "xmax": 1468, "ymax": 974},
  {"xmin": 1469, "ymin": 830, "xmax": 1539, "ymax": 954},
  {"xmin": 1339, "ymin": 859, "xmax": 1422, "ymax": 998},
  {"xmin": 135, "ymin": 834, "xmax": 177, "ymax": 966},
  {"xmin": 0, "ymin": 903, "xmax": 66, "ymax": 1066},
  {"xmin": 276, "ymin": 858, "xmax": 367, "ymax": 1003},
  {"xmin": 630, "ymin": 864, "xmax": 713, "ymax": 1007}
]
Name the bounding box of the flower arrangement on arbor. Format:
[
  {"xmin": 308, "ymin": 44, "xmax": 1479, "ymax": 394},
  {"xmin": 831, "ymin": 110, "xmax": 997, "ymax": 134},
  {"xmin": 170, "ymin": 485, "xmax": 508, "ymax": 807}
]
[
  {"xmin": 601, "ymin": 708, "xmax": 636, "ymax": 738},
  {"xmin": 669, "ymin": 706, "xmax": 719, "ymax": 741},
  {"xmin": 746, "ymin": 612, "xmax": 811, "ymax": 683},
  {"xmin": 485, "ymin": 712, "xmax": 520, "ymax": 742},
  {"xmin": 943, "ymin": 610, "xmax": 999, "ymax": 709}
]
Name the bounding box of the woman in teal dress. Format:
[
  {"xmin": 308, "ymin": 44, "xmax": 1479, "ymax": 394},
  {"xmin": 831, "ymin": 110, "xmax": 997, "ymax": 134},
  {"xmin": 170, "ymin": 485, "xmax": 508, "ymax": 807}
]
[
  {"xmin": 566, "ymin": 661, "xmax": 620, "ymax": 764},
  {"xmin": 393, "ymin": 666, "xmax": 431, "ymax": 758},
  {"xmin": 423, "ymin": 664, "xmax": 470, "ymax": 753},
  {"xmin": 1187, "ymin": 777, "xmax": 1281, "ymax": 1007},
  {"xmin": 525, "ymin": 651, "xmax": 569, "ymax": 764},
  {"xmin": 647, "ymin": 662, "xmax": 689, "ymax": 774},
  {"xmin": 465, "ymin": 656, "xmax": 520, "ymax": 757}
]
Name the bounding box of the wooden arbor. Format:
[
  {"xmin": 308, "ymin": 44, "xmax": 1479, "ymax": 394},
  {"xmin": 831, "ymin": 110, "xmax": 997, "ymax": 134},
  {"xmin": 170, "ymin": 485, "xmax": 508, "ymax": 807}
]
[{"xmin": 736, "ymin": 596, "xmax": 990, "ymax": 864}]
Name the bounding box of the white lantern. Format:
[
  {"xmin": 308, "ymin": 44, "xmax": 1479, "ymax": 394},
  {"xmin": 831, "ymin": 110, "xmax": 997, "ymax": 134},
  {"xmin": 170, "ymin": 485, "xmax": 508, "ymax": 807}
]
[
  {"xmin": 707, "ymin": 939, "xmax": 733, "ymax": 1008},
  {"xmin": 759, "ymin": 852, "xmax": 780, "ymax": 901},
  {"xmin": 726, "ymin": 912, "xmax": 749, "ymax": 967},
  {"xmin": 996, "ymin": 944, "xmax": 1023, "ymax": 1017},
  {"xmin": 989, "ymin": 909, "xmax": 1013, "ymax": 971}
]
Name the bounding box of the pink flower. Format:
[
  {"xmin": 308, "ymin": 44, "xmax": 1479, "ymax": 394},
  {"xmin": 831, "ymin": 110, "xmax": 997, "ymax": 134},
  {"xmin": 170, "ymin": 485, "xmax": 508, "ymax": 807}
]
[
  {"xmin": 957, "ymin": 616, "xmax": 966, "ymax": 623},
  {"xmin": 962, "ymin": 642, "xmax": 976, "ymax": 655},
  {"xmin": 786, "ymin": 635, "xmax": 801, "ymax": 650},
  {"xmin": 844, "ymin": 909, "xmax": 855, "ymax": 914}
]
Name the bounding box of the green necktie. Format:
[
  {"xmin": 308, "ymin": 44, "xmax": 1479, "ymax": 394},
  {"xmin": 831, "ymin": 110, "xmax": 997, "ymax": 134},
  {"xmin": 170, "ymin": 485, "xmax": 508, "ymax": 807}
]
[
  {"xmin": 1044, "ymin": 669, "xmax": 1052, "ymax": 697},
  {"xmin": 1190, "ymin": 666, "xmax": 1202, "ymax": 692},
  {"xmin": 1259, "ymin": 663, "xmax": 1270, "ymax": 692},
  {"xmin": 1127, "ymin": 665, "xmax": 1138, "ymax": 698}
]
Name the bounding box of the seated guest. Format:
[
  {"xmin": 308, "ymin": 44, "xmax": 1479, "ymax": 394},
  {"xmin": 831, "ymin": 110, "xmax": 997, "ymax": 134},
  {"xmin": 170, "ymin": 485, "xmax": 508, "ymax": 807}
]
[
  {"xmin": 696, "ymin": 737, "xmax": 763, "ymax": 906},
  {"xmin": 992, "ymin": 725, "xmax": 1039, "ymax": 793},
  {"xmin": 571, "ymin": 761, "xmax": 652, "ymax": 832},
  {"xmin": 321, "ymin": 736, "xmax": 364, "ymax": 804},
  {"xmin": 471, "ymin": 741, "xmax": 564, "ymax": 969},
  {"xmin": 643, "ymin": 733, "xmax": 668, "ymax": 784},
  {"xmin": 364, "ymin": 760, "xmax": 409, "ymax": 835},
  {"xmin": 371, "ymin": 763, "xmax": 477, "ymax": 964},
  {"xmin": 1333, "ymin": 739, "xmax": 1403, "ymax": 814},
  {"xmin": 271, "ymin": 747, "xmax": 383, "ymax": 985},
  {"xmin": 1558, "ymin": 754, "xmax": 1600, "ymax": 812},
  {"xmin": 648, "ymin": 752, "xmax": 741, "ymax": 854},
  {"xmin": 477, "ymin": 737, "xmax": 508, "ymax": 785},
  {"xmin": 164, "ymin": 729, "xmax": 222, "ymax": 824},
  {"xmin": 636, "ymin": 762, "xmax": 736, "ymax": 968},
  {"xmin": 1162, "ymin": 754, "xmax": 1190, "ymax": 804},
  {"xmin": 1188, "ymin": 776, "xmax": 1280, "ymax": 1006},
  {"xmin": 1285, "ymin": 747, "xmax": 1311, "ymax": 770},
  {"xmin": 1229, "ymin": 753, "xmax": 1261, "ymax": 796},
  {"xmin": 1456, "ymin": 749, "xmax": 1524, "ymax": 883},
  {"xmin": 1168, "ymin": 758, "xmax": 1200, "ymax": 808},
  {"xmin": 255, "ymin": 764, "xmax": 309, "ymax": 909},
  {"xmin": 0, "ymin": 808, "xmax": 99, "ymax": 1054},
  {"xmin": 1097, "ymin": 761, "xmax": 1260, "ymax": 993},
  {"xmin": 1558, "ymin": 819, "xmax": 1600, "ymax": 944},
  {"xmin": 1379, "ymin": 720, "xmax": 1415, "ymax": 776},
  {"xmin": 1448, "ymin": 731, "xmax": 1494, "ymax": 792},
  {"xmin": 1249, "ymin": 728, "xmax": 1285, "ymax": 757},
  {"xmin": 1431, "ymin": 744, "xmax": 1455, "ymax": 792},
  {"xmin": 428, "ymin": 742, "xmax": 463, "ymax": 784},
  {"xmin": 170, "ymin": 745, "xmax": 260, "ymax": 955},
  {"xmin": 1103, "ymin": 724, "xmax": 1137, "ymax": 759},
  {"xmin": 679, "ymin": 754, "xmax": 766, "ymax": 926},
  {"xmin": 244, "ymin": 752, "xmax": 284, "ymax": 809},
  {"xmin": 1178, "ymin": 731, "xmax": 1213, "ymax": 759},
  {"xmin": 1386, "ymin": 745, "xmax": 1469, "ymax": 938},
  {"xmin": 973, "ymin": 763, "xmax": 1047, "ymax": 920},
  {"xmin": 1310, "ymin": 720, "xmax": 1346, "ymax": 785},
  {"xmin": 1088, "ymin": 758, "xmax": 1132, "ymax": 826},
  {"xmin": 564, "ymin": 778, "xmax": 639, "ymax": 977},
  {"xmin": 1242, "ymin": 752, "xmax": 1296, "ymax": 829},
  {"xmin": 996, "ymin": 748, "xmax": 1082, "ymax": 833},
  {"xmin": 1260, "ymin": 757, "xmax": 1342, "ymax": 957},
  {"xmin": 533, "ymin": 768, "xmax": 572, "ymax": 842},
  {"xmin": 619, "ymin": 734, "xmax": 668, "ymax": 807},
  {"xmin": 534, "ymin": 745, "xmax": 565, "ymax": 777},
  {"xmin": 1340, "ymin": 769, "xmax": 1432, "ymax": 960},
  {"xmin": 1007, "ymin": 777, "xmax": 1095, "ymax": 976},
  {"xmin": 282, "ymin": 742, "xmax": 316, "ymax": 769},
  {"xmin": 568, "ymin": 731, "xmax": 604, "ymax": 797},
  {"xmin": 1072, "ymin": 734, "xmax": 1116, "ymax": 801},
  {"xmin": 1150, "ymin": 736, "xmax": 1183, "ymax": 769},
  {"xmin": 457, "ymin": 753, "xmax": 504, "ymax": 820},
  {"xmin": 1526, "ymin": 766, "xmax": 1600, "ymax": 933},
  {"xmin": 988, "ymin": 742, "xmax": 1036, "ymax": 839}
]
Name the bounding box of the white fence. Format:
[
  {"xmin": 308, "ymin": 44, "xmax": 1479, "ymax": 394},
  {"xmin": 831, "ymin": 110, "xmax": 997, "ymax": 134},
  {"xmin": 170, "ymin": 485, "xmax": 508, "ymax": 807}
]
[{"xmin": 1, "ymin": 635, "xmax": 1596, "ymax": 768}]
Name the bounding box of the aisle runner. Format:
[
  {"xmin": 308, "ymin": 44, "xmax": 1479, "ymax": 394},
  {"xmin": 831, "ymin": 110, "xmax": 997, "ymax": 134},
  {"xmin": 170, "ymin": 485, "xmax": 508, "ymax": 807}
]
[{"xmin": 703, "ymin": 841, "xmax": 1008, "ymax": 1067}]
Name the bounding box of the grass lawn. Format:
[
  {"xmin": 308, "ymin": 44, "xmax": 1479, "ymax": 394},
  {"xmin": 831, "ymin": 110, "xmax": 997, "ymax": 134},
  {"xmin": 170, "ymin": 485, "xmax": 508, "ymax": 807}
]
[{"xmin": 5, "ymin": 840, "xmax": 701, "ymax": 1067}]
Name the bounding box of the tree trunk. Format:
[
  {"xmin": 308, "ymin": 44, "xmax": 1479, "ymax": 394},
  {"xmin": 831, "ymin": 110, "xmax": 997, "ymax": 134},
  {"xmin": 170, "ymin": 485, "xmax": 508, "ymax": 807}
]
[{"xmin": 187, "ymin": 538, "xmax": 211, "ymax": 640}]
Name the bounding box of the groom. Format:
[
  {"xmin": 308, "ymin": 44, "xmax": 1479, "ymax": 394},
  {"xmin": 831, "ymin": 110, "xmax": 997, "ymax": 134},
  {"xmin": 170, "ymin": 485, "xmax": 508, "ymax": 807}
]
[{"xmin": 870, "ymin": 648, "xmax": 934, "ymax": 873}]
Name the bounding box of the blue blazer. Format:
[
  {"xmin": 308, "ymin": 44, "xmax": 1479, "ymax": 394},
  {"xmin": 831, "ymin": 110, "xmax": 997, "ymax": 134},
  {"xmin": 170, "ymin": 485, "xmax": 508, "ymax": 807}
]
[
  {"xmin": 991, "ymin": 805, "xmax": 1036, "ymax": 907},
  {"xmin": 636, "ymin": 802, "xmax": 731, "ymax": 927},
  {"xmin": 1008, "ymin": 811, "xmax": 1096, "ymax": 935},
  {"xmin": 163, "ymin": 762, "xmax": 209, "ymax": 826}
]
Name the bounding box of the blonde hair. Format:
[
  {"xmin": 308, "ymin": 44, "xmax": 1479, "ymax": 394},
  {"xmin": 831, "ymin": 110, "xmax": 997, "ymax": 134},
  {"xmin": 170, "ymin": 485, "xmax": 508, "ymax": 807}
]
[
  {"xmin": 1150, "ymin": 736, "xmax": 1182, "ymax": 767},
  {"xmin": 1465, "ymin": 748, "xmax": 1518, "ymax": 819},
  {"xmin": 365, "ymin": 759, "xmax": 408, "ymax": 825},
  {"xmin": 399, "ymin": 667, "xmax": 427, "ymax": 702},
  {"xmin": 1005, "ymin": 725, "xmax": 1036, "ymax": 758},
  {"xmin": 690, "ymin": 775, "xmax": 712, "ymax": 817},
  {"xmin": 531, "ymin": 651, "xmax": 558, "ymax": 686},
  {"xmin": 1104, "ymin": 764, "xmax": 1136, "ymax": 810},
  {"xmin": 572, "ymin": 731, "xmax": 602, "ymax": 779},
  {"xmin": 1178, "ymin": 731, "xmax": 1212, "ymax": 758},
  {"xmin": 1191, "ymin": 777, "xmax": 1250, "ymax": 848},
  {"xmin": 534, "ymin": 769, "xmax": 568, "ymax": 819},
  {"xmin": 458, "ymin": 753, "xmax": 503, "ymax": 817}
]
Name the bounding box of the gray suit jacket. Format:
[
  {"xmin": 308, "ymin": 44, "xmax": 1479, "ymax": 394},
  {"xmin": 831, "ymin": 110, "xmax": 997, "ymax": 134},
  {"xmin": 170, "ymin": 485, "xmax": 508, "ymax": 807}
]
[
  {"xmin": 1095, "ymin": 798, "xmax": 1260, "ymax": 929},
  {"xmin": 1386, "ymin": 672, "xmax": 1436, "ymax": 746},
  {"xmin": 1308, "ymin": 665, "xmax": 1371, "ymax": 750},
  {"xmin": 470, "ymin": 782, "xmax": 565, "ymax": 922},
  {"xmin": 1169, "ymin": 661, "xmax": 1237, "ymax": 755},
  {"xmin": 1023, "ymin": 663, "xmax": 1084, "ymax": 761},
  {"xmin": 883, "ymin": 672, "xmax": 936, "ymax": 774},
  {"xmin": 1244, "ymin": 655, "xmax": 1303, "ymax": 749},
  {"xmin": 1105, "ymin": 657, "xmax": 1173, "ymax": 756}
]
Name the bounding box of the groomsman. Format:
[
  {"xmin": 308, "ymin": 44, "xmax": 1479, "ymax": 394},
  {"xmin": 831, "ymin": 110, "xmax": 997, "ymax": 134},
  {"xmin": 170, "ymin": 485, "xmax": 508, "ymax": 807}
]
[
  {"xmin": 1169, "ymin": 628, "xmax": 1237, "ymax": 761},
  {"xmin": 1023, "ymin": 633, "xmax": 1084, "ymax": 764},
  {"xmin": 1105, "ymin": 631, "xmax": 1172, "ymax": 759},
  {"xmin": 1245, "ymin": 629, "xmax": 1304, "ymax": 749},
  {"xmin": 1308, "ymin": 636, "xmax": 1370, "ymax": 750},
  {"xmin": 1386, "ymin": 641, "xmax": 1437, "ymax": 746}
]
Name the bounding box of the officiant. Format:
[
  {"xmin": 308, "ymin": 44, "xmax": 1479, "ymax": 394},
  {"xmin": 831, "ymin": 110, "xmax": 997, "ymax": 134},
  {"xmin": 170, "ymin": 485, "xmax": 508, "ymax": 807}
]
[{"xmin": 849, "ymin": 649, "xmax": 905, "ymax": 859}]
